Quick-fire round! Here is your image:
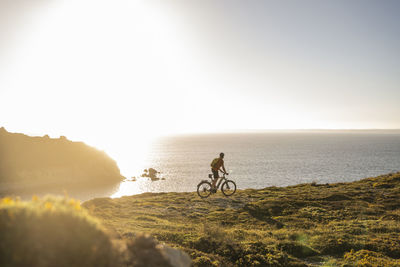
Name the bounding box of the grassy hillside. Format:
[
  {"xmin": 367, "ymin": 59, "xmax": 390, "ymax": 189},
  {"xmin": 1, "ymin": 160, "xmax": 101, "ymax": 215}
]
[
  {"xmin": 84, "ymin": 172, "xmax": 400, "ymax": 266},
  {"xmin": 0, "ymin": 127, "xmax": 124, "ymax": 196}
]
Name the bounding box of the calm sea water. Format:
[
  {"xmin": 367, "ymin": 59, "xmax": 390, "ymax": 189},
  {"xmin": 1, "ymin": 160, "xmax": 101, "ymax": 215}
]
[{"xmin": 112, "ymin": 131, "xmax": 400, "ymax": 198}]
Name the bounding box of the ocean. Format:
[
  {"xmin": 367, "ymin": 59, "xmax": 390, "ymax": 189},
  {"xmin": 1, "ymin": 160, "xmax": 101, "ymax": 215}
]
[{"xmin": 111, "ymin": 131, "xmax": 400, "ymax": 198}]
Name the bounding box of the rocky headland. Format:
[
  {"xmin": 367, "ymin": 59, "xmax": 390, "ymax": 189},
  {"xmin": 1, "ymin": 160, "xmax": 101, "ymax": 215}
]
[{"xmin": 0, "ymin": 127, "xmax": 124, "ymax": 198}]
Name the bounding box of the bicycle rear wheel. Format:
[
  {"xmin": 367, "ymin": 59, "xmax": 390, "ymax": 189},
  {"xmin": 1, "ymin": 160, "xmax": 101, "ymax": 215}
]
[
  {"xmin": 221, "ymin": 180, "xmax": 236, "ymax": 196},
  {"xmin": 197, "ymin": 181, "xmax": 212, "ymax": 198}
]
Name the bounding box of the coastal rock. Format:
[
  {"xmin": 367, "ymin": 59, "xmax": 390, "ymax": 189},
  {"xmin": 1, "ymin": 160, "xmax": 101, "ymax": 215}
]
[
  {"xmin": 124, "ymin": 234, "xmax": 191, "ymax": 267},
  {"xmin": 0, "ymin": 128, "xmax": 124, "ymax": 196},
  {"xmin": 141, "ymin": 168, "xmax": 162, "ymax": 181}
]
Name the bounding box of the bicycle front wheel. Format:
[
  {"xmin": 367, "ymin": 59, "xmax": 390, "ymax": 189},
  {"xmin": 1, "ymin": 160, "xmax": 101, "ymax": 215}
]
[
  {"xmin": 197, "ymin": 181, "xmax": 212, "ymax": 198},
  {"xmin": 221, "ymin": 180, "xmax": 236, "ymax": 196}
]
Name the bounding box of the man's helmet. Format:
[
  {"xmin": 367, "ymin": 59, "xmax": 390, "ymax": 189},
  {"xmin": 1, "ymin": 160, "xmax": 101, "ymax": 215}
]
[{"xmin": 220, "ymin": 152, "xmax": 224, "ymax": 158}]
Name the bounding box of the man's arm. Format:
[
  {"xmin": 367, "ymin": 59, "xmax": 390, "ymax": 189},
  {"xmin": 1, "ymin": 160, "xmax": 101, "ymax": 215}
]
[{"xmin": 222, "ymin": 163, "xmax": 227, "ymax": 174}]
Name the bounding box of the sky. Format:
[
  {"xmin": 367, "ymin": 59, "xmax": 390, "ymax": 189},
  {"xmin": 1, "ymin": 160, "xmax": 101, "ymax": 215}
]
[{"xmin": 0, "ymin": 0, "xmax": 399, "ymax": 174}]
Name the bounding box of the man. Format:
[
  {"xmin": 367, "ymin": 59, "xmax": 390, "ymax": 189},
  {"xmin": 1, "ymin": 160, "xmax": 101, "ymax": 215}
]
[{"xmin": 210, "ymin": 152, "xmax": 228, "ymax": 192}]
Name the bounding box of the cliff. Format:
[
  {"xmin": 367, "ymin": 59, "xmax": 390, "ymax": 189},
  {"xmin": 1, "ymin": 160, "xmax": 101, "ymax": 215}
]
[{"xmin": 0, "ymin": 127, "xmax": 124, "ymax": 196}]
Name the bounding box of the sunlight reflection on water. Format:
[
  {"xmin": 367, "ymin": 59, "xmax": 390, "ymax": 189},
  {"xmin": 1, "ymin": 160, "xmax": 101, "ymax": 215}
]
[
  {"xmin": 111, "ymin": 179, "xmax": 148, "ymax": 198},
  {"xmin": 110, "ymin": 178, "xmax": 178, "ymax": 198}
]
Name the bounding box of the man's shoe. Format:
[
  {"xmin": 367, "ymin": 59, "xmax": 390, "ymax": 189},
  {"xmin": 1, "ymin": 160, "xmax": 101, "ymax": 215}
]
[{"xmin": 211, "ymin": 188, "xmax": 217, "ymax": 193}]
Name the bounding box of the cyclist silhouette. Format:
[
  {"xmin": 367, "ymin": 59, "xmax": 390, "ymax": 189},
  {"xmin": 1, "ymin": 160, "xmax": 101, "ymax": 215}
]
[{"xmin": 210, "ymin": 152, "xmax": 228, "ymax": 192}]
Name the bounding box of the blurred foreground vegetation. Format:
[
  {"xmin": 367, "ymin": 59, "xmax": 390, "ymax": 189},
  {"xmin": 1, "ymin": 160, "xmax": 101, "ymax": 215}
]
[
  {"xmin": 0, "ymin": 196, "xmax": 118, "ymax": 266},
  {"xmin": 84, "ymin": 173, "xmax": 400, "ymax": 266},
  {"xmin": 0, "ymin": 196, "xmax": 189, "ymax": 267}
]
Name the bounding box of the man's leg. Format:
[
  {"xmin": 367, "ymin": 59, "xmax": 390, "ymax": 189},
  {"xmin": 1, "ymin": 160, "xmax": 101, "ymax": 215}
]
[
  {"xmin": 211, "ymin": 170, "xmax": 219, "ymax": 190},
  {"xmin": 212, "ymin": 177, "xmax": 218, "ymax": 189}
]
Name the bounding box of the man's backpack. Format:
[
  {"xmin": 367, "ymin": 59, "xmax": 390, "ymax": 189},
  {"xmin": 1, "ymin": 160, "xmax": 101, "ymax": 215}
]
[{"xmin": 211, "ymin": 158, "xmax": 220, "ymax": 168}]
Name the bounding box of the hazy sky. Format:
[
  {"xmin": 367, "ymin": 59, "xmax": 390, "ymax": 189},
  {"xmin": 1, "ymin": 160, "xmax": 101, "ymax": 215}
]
[{"xmin": 1, "ymin": 0, "xmax": 399, "ymax": 173}]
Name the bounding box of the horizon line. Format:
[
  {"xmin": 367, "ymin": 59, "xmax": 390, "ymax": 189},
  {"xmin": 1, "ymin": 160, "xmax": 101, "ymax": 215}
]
[
  {"xmin": 163, "ymin": 128, "xmax": 400, "ymax": 137},
  {"xmin": 2, "ymin": 126, "xmax": 400, "ymax": 140}
]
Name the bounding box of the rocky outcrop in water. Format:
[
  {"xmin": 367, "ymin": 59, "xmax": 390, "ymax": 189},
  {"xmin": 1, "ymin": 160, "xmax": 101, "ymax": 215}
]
[
  {"xmin": 141, "ymin": 168, "xmax": 162, "ymax": 181},
  {"xmin": 0, "ymin": 127, "xmax": 124, "ymax": 196}
]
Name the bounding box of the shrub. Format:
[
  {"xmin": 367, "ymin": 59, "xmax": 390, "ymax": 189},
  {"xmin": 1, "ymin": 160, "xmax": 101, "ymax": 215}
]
[
  {"xmin": 311, "ymin": 234, "xmax": 354, "ymax": 255},
  {"xmin": 190, "ymin": 224, "xmax": 243, "ymax": 262},
  {"xmin": 343, "ymin": 249, "xmax": 400, "ymax": 266},
  {"xmin": 277, "ymin": 241, "xmax": 319, "ymax": 258},
  {"xmin": 0, "ymin": 196, "xmax": 118, "ymax": 267},
  {"xmin": 192, "ymin": 255, "xmax": 217, "ymax": 267}
]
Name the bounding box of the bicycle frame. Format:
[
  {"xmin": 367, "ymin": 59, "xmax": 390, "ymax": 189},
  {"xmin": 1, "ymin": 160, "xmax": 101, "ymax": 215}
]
[{"xmin": 212, "ymin": 174, "xmax": 227, "ymax": 189}]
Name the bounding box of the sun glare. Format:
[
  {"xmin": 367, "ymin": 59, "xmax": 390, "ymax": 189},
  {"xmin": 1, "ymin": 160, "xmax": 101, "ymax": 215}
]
[{"xmin": 0, "ymin": 1, "xmax": 212, "ymax": 176}]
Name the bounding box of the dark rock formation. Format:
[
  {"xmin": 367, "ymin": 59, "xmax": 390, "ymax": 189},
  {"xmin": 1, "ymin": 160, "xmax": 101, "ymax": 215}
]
[
  {"xmin": 141, "ymin": 168, "xmax": 161, "ymax": 181},
  {"xmin": 0, "ymin": 127, "xmax": 124, "ymax": 197}
]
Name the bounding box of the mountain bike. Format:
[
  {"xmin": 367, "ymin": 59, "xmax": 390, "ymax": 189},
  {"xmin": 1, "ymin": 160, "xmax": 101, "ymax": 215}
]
[{"xmin": 197, "ymin": 172, "xmax": 236, "ymax": 198}]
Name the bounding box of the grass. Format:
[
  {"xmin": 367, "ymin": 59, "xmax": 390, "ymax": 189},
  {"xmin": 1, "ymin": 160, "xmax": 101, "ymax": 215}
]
[{"xmin": 83, "ymin": 172, "xmax": 400, "ymax": 266}]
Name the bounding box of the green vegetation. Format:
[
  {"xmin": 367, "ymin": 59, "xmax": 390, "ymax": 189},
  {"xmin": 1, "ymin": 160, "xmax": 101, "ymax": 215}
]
[
  {"xmin": 84, "ymin": 172, "xmax": 400, "ymax": 266},
  {"xmin": 0, "ymin": 196, "xmax": 189, "ymax": 267},
  {"xmin": 0, "ymin": 196, "xmax": 118, "ymax": 267}
]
